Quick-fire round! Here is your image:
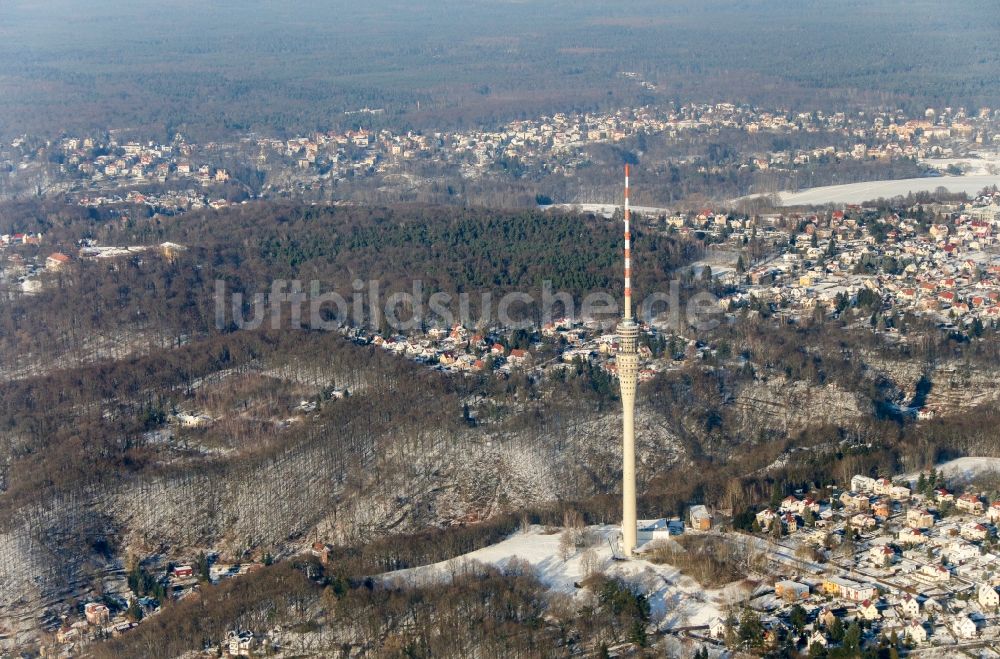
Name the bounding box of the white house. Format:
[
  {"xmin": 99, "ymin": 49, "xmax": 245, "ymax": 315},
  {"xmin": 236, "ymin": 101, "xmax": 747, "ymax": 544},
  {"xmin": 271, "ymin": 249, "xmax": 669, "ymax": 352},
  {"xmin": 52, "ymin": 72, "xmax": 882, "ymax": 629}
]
[
  {"xmin": 956, "ymin": 493, "xmax": 984, "ymax": 514},
  {"xmin": 906, "ymin": 508, "xmax": 934, "ymax": 529},
  {"xmin": 919, "ymin": 564, "xmax": 951, "ymax": 582},
  {"xmin": 948, "ymin": 540, "xmax": 981, "ymax": 563},
  {"xmin": 869, "ymin": 544, "xmax": 895, "ymax": 566},
  {"xmin": 638, "ymin": 518, "xmax": 673, "ymax": 542},
  {"xmin": 979, "ymin": 584, "xmax": 1000, "ymax": 609},
  {"xmin": 851, "ymin": 513, "xmax": 877, "ymax": 530},
  {"xmin": 961, "ymin": 523, "xmax": 988, "ymax": 542},
  {"xmin": 780, "ymin": 496, "xmax": 800, "ymax": 512},
  {"xmin": 889, "ymin": 485, "xmax": 911, "ymax": 500},
  {"xmin": 988, "ymin": 501, "xmax": 1000, "ymax": 523},
  {"xmin": 859, "ymin": 599, "xmax": 881, "ymax": 621},
  {"xmin": 934, "ymin": 488, "xmax": 954, "ymax": 504},
  {"xmin": 951, "ymin": 615, "xmax": 977, "ymax": 639},
  {"xmin": 873, "ymin": 478, "xmax": 893, "ymax": 496},
  {"xmin": 226, "ymin": 630, "xmax": 257, "ymax": 657},
  {"xmin": 899, "ymin": 527, "xmax": 927, "ymax": 544},
  {"xmin": 899, "ymin": 594, "xmax": 920, "ymax": 618},
  {"xmin": 852, "ymin": 475, "xmax": 877, "ymax": 492},
  {"xmin": 689, "ymin": 505, "xmax": 713, "ymax": 530},
  {"xmin": 756, "ymin": 508, "xmax": 777, "ymax": 530},
  {"xmin": 905, "ymin": 619, "xmax": 927, "ymax": 644}
]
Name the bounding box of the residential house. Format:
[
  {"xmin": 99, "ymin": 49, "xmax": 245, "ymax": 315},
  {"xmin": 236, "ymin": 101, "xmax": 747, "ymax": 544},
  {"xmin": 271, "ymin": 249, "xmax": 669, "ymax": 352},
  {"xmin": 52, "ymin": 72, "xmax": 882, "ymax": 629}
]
[
  {"xmin": 905, "ymin": 619, "xmax": 927, "ymax": 644},
  {"xmin": 57, "ymin": 623, "xmax": 86, "ymax": 644},
  {"xmin": 979, "ymin": 584, "xmax": 999, "ymax": 609},
  {"xmin": 508, "ymin": 348, "xmax": 531, "ymax": 366},
  {"xmin": 890, "ymin": 485, "xmax": 911, "ymax": 500},
  {"xmin": 897, "ymin": 528, "xmax": 927, "ymax": 545},
  {"xmin": 934, "ymin": 488, "xmax": 954, "ymax": 504},
  {"xmin": 858, "ymin": 599, "xmax": 881, "ymax": 621},
  {"xmin": 709, "ymin": 617, "xmax": 727, "ymax": 639},
  {"xmin": 948, "ymin": 539, "xmax": 981, "ymax": 563},
  {"xmin": 919, "ymin": 564, "xmax": 950, "ymax": 582},
  {"xmin": 46, "ymin": 252, "xmax": 71, "ymax": 269},
  {"xmin": 310, "ymin": 542, "xmax": 331, "ymax": 565},
  {"xmin": 988, "ymin": 501, "xmax": 1000, "ymax": 523},
  {"xmin": 808, "ymin": 629, "xmax": 828, "ymax": 648},
  {"xmin": 956, "ymin": 493, "xmax": 984, "ymax": 514},
  {"xmin": 899, "ymin": 594, "xmax": 920, "ymax": 618},
  {"xmin": 922, "ymin": 597, "xmax": 944, "ymax": 614},
  {"xmin": 961, "ymin": 523, "xmax": 988, "ymax": 542},
  {"xmin": 226, "ymin": 630, "xmax": 257, "ymax": 657},
  {"xmin": 869, "ymin": 544, "xmax": 895, "ymax": 566},
  {"xmin": 756, "ymin": 508, "xmax": 777, "ymax": 530},
  {"xmin": 850, "ymin": 513, "xmax": 877, "ymax": 530},
  {"xmin": 85, "ymin": 602, "xmax": 111, "ymax": 625},
  {"xmin": 906, "ymin": 508, "xmax": 934, "ymax": 529},
  {"xmin": 780, "ymin": 496, "xmax": 800, "ymax": 512},
  {"xmin": 851, "ymin": 475, "xmax": 876, "ymax": 492},
  {"xmin": 689, "ymin": 505, "xmax": 712, "ymax": 531},
  {"xmin": 840, "ymin": 491, "xmax": 870, "ymax": 511},
  {"xmin": 951, "ymin": 615, "xmax": 977, "ymax": 640},
  {"xmin": 823, "ymin": 577, "xmax": 877, "ymax": 602}
]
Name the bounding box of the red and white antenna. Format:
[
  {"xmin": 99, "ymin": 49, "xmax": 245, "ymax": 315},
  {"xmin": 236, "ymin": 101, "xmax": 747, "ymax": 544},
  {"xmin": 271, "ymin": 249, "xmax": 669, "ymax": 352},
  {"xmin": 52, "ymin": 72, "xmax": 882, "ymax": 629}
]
[{"xmin": 623, "ymin": 164, "xmax": 632, "ymax": 320}]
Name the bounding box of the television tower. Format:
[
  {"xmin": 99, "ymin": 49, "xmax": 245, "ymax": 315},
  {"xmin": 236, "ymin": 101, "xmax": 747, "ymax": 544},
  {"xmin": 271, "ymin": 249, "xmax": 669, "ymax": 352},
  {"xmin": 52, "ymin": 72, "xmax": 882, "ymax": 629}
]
[{"xmin": 618, "ymin": 164, "xmax": 639, "ymax": 555}]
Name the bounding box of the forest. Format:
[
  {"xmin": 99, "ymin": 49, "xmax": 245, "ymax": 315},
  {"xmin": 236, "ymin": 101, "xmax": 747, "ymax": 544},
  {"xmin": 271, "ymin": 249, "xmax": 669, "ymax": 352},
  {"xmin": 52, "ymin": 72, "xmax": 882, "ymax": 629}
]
[
  {"xmin": 0, "ymin": 200, "xmax": 703, "ymax": 375},
  {"xmin": 2, "ymin": 0, "xmax": 999, "ymax": 141}
]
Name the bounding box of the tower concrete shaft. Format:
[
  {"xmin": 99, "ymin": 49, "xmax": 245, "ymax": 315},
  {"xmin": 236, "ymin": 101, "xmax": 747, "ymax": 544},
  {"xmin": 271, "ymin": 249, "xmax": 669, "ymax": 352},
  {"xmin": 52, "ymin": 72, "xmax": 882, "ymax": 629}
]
[{"xmin": 618, "ymin": 164, "xmax": 639, "ymax": 555}]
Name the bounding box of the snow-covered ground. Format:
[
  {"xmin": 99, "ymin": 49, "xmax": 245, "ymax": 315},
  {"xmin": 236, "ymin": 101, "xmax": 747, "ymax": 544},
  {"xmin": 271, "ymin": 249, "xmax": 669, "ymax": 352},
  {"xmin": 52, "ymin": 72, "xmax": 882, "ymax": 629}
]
[
  {"xmin": 558, "ymin": 173, "xmax": 1000, "ymax": 212},
  {"xmin": 378, "ymin": 525, "xmax": 753, "ymax": 629},
  {"xmin": 741, "ymin": 174, "xmax": 1000, "ymax": 206},
  {"xmin": 540, "ymin": 203, "xmax": 672, "ymax": 218},
  {"xmin": 903, "ymin": 456, "xmax": 1000, "ymax": 484},
  {"xmin": 921, "ymin": 152, "xmax": 1000, "ymax": 177}
]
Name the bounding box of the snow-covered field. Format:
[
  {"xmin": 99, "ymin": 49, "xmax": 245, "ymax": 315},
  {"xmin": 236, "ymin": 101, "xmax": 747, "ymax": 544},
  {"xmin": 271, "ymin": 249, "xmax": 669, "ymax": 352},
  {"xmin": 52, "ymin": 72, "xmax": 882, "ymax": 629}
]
[
  {"xmin": 761, "ymin": 175, "xmax": 1000, "ymax": 206},
  {"xmin": 559, "ymin": 172, "xmax": 1000, "ymax": 214},
  {"xmin": 903, "ymin": 456, "xmax": 1000, "ymax": 484},
  {"xmin": 378, "ymin": 525, "xmax": 754, "ymax": 630}
]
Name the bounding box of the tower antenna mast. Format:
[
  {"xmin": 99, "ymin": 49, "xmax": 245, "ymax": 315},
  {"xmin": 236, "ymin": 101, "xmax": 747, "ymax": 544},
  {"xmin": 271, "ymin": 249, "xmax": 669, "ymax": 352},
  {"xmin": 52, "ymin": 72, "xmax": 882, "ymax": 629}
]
[{"xmin": 617, "ymin": 164, "xmax": 639, "ymax": 555}]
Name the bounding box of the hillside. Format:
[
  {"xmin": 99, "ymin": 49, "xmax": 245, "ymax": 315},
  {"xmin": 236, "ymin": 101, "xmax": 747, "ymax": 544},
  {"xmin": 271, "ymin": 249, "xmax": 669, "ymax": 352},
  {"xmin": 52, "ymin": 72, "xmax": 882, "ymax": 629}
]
[{"xmin": 0, "ymin": 201, "xmax": 998, "ymax": 652}]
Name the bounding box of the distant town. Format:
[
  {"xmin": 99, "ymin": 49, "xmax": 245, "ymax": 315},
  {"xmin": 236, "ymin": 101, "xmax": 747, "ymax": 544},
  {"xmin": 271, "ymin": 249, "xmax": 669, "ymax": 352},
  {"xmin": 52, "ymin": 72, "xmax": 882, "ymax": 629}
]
[{"xmin": 2, "ymin": 97, "xmax": 999, "ymax": 210}]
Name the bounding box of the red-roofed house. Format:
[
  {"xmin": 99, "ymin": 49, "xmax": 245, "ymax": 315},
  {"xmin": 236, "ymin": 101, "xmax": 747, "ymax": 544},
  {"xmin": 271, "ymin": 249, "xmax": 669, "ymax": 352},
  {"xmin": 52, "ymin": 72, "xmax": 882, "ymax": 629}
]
[
  {"xmin": 508, "ymin": 349, "xmax": 531, "ymax": 366},
  {"xmin": 46, "ymin": 252, "xmax": 71, "ymax": 270},
  {"xmin": 956, "ymin": 493, "xmax": 984, "ymax": 514}
]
